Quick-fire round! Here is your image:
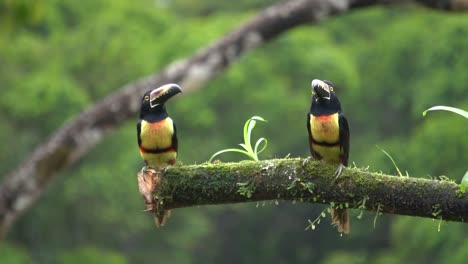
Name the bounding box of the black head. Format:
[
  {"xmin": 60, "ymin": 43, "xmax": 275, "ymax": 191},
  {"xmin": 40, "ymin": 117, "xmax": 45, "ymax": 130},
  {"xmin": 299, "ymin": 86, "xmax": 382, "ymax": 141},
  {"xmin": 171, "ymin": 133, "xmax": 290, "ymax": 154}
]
[
  {"xmin": 310, "ymin": 79, "xmax": 342, "ymax": 115},
  {"xmin": 140, "ymin": 83, "xmax": 182, "ymax": 119}
]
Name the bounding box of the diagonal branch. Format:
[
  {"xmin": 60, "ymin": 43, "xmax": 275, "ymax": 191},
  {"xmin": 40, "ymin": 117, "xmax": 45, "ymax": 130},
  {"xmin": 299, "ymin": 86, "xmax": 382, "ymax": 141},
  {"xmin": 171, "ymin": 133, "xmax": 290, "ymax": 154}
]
[
  {"xmin": 0, "ymin": 0, "xmax": 467, "ymax": 238},
  {"xmin": 138, "ymin": 159, "xmax": 468, "ymax": 223}
]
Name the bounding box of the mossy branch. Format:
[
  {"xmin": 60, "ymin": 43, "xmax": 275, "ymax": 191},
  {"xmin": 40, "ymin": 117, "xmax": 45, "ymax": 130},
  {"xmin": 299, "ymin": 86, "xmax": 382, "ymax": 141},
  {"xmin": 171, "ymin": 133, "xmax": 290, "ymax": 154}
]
[{"xmin": 138, "ymin": 158, "xmax": 468, "ymax": 223}]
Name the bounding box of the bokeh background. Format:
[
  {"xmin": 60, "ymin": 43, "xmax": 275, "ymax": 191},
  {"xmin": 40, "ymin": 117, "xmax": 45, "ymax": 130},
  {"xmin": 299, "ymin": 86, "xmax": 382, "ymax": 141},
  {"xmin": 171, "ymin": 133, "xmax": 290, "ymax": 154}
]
[{"xmin": 1, "ymin": 0, "xmax": 467, "ymax": 263}]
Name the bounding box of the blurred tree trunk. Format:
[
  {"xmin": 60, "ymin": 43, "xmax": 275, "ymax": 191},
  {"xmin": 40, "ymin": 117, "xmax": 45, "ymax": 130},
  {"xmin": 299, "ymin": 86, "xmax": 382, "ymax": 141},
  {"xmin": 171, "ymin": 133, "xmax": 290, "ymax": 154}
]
[
  {"xmin": 0, "ymin": 0, "xmax": 467, "ymax": 239},
  {"xmin": 139, "ymin": 159, "xmax": 468, "ymax": 223}
]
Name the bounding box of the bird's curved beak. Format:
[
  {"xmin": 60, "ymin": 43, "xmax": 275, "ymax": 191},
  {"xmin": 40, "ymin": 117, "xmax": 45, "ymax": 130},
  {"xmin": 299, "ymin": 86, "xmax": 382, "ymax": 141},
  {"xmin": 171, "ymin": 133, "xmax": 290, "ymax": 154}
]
[
  {"xmin": 150, "ymin": 83, "xmax": 182, "ymax": 108},
  {"xmin": 311, "ymin": 79, "xmax": 331, "ymax": 100}
]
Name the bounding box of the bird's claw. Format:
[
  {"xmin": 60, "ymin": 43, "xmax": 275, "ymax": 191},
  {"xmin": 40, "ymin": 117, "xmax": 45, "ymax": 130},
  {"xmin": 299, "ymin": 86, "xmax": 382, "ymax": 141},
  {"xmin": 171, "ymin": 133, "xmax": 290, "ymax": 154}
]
[
  {"xmin": 161, "ymin": 166, "xmax": 170, "ymax": 173},
  {"xmin": 140, "ymin": 165, "xmax": 158, "ymax": 174},
  {"xmin": 332, "ymin": 164, "xmax": 346, "ymax": 183},
  {"xmin": 303, "ymin": 156, "xmax": 313, "ymax": 166}
]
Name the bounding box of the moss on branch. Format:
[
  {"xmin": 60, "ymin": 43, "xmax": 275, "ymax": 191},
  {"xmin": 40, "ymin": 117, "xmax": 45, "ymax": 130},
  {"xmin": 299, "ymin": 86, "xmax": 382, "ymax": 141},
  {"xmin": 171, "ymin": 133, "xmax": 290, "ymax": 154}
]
[{"xmin": 137, "ymin": 158, "xmax": 468, "ymax": 223}]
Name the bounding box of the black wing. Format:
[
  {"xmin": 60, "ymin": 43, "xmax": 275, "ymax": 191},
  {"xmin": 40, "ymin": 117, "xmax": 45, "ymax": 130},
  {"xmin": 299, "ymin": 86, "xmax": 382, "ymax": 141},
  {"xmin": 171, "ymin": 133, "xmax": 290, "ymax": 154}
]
[
  {"xmin": 137, "ymin": 119, "xmax": 142, "ymax": 147},
  {"xmin": 172, "ymin": 120, "xmax": 178, "ymax": 153},
  {"xmin": 338, "ymin": 112, "xmax": 350, "ymax": 166}
]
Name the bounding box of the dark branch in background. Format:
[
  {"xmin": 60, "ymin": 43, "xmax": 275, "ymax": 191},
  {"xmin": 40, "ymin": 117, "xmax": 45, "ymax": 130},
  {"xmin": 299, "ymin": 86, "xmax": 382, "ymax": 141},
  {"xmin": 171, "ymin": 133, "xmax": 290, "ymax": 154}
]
[
  {"xmin": 139, "ymin": 159, "xmax": 468, "ymax": 223},
  {"xmin": 0, "ymin": 0, "xmax": 466, "ymax": 238}
]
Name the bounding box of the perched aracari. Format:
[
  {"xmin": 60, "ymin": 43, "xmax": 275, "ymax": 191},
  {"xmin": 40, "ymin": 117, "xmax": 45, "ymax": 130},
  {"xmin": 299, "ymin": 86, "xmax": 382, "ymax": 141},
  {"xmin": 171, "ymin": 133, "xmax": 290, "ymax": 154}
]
[
  {"xmin": 307, "ymin": 79, "xmax": 350, "ymax": 234},
  {"xmin": 137, "ymin": 83, "xmax": 182, "ymax": 227}
]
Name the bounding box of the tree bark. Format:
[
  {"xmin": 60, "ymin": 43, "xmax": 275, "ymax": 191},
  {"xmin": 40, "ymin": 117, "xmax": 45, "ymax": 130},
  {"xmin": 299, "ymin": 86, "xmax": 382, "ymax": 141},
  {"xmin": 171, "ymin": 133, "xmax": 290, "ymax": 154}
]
[
  {"xmin": 0, "ymin": 0, "xmax": 467, "ymax": 238},
  {"xmin": 139, "ymin": 158, "xmax": 468, "ymax": 223}
]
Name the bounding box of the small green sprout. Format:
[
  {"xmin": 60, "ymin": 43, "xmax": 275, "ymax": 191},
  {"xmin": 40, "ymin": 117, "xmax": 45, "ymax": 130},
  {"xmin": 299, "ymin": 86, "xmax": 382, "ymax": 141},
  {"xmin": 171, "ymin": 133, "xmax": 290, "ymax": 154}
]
[
  {"xmin": 357, "ymin": 196, "xmax": 368, "ymax": 220},
  {"xmin": 304, "ymin": 182, "xmax": 315, "ymax": 194},
  {"xmin": 422, "ymin": 105, "xmax": 468, "ymax": 118},
  {"xmin": 305, "ymin": 208, "xmax": 328, "ymax": 231},
  {"xmin": 209, "ymin": 116, "xmax": 268, "ymax": 162},
  {"xmin": 373, "ymin": 204, "xmax": 383, "ymax": 229},
  {"xmin": 376, "ymin": 145, "xmax": 407, "ymax": 177},
  {"xmin": 236, "ymin": 180, "xmax": 256, "ymax": 198},
  {"xmin": 431, "ymin": 204, "xmax": 442, "ymax": 218},
  {"xmin": 437, "ymin": 217, "xmax": 443, "ymax": 232},
  {"xmin": 459, "ymin": 170, "xmax": 468, "ymax": 194}
]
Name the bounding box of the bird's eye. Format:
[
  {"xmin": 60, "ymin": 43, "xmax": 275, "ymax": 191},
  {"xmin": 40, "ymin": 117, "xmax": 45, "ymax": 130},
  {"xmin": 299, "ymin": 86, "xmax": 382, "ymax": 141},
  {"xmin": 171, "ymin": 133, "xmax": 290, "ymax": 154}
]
[
  {"xmin": 144, "ymin": 95, "xmax": 149, "ymax": 101},
  {"xmin": 329, "ymin": 87, "xmax": 334, "ymax": 92}
]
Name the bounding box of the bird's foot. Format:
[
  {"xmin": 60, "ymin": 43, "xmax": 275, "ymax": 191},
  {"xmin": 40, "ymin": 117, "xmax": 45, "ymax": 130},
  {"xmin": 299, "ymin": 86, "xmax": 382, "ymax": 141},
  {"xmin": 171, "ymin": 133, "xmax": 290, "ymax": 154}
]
[
  {"xmin": 140, "ymin": 166, "xmax": 160, "ymax": 176},
  {"xmin": 332, "ymin": 164, "xmax": 346, "ymax": 183},
  {"xmin": 143, "ymin": 205, "xmax": 154, "ymax": 212},
  {"xmin": 302, "ymin": 156, "xmax": 313, "ymax": 166},
  {"xmin": 162, "ymin": 166, "xmax": 171, "ymax": 174},
  {"xmin": 140, "ymin": 165, "xmax": 155, "ymax": 173}
]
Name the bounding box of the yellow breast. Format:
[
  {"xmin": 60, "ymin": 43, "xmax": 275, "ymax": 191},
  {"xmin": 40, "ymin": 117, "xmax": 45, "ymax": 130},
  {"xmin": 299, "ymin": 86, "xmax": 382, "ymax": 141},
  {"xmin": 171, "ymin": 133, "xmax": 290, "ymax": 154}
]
[
  {"xmin": 309, "ymin": 113, "xmax": 339, "ymax": 143},
  {"xmin": 141, "ymin": 151, "xmax": 177, "ymax": 168},
  {"xmin": 140, "ymin": 118, "xmax": 174, "ymax": 149},
  {"xmin": 311, "ymin": 144, "xmax": 341, "ymax": 165}
]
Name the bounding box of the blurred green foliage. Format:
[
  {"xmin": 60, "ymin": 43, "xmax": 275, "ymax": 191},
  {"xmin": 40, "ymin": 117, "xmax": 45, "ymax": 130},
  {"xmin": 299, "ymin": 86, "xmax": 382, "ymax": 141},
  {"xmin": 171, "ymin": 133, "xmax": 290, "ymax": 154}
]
[
  {"xmin": 59, "ymin": 247, "xmax": 128, "ymax": 264},
  {"xmin": 0, "ymin": 241, "xmax": 30, "ymax": 264},
  {"xmin": 1, "ymin": 0, "xmax": 467, "ymax": 263}
]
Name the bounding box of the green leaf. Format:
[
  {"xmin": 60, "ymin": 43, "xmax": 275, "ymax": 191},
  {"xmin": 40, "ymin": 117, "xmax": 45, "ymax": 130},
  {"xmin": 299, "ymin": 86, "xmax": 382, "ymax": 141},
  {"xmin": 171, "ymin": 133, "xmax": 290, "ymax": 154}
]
[
  {"xmin": 460, "ymin": 170, "xmax": 468, "ymax": 193},
  {"xmin": 244, "ymin": 116, "xmax": 267, "ymax": 156},
  {"xmin": 250, "ymin": 116, "xmax": 267, "ymax": 122},
  {"xmin": 238, "ymin": 143, "xmax": 248, "ymax": 151},
  {"xmin": 254, "ymin": 138, "xmax": 268, "ymax": 155},
  {"xmin": 376, "ymin": 145, "xmax": 404, "ymax": 177},
  {"xmin": 243, "ymin": 118, "xmax": 255, "ymax": 154},
  {"xmin": 208, "ymin": 148, "xmax": 250, "ymax": 163},
  {"xmin": 422, "ymin": 106, "xmax": 468, "ymax": 118}
]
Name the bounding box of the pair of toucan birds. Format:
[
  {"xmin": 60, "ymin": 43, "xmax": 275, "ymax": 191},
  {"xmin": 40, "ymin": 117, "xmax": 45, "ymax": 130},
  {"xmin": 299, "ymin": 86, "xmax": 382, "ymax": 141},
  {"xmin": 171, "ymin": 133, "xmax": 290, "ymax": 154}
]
[{"xmin": 137, "ymin": 79, "xmax": 350, "ymax": 234}]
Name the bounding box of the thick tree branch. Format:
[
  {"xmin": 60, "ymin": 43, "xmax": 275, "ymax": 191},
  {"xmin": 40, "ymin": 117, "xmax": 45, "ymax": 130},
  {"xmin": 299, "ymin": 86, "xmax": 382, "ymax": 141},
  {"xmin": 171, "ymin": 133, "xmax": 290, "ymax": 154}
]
[
  {"xmin": 139, "ymin": 158, "xmax": 468, "ymax": 223},
  {"xmin": 0, "ymin": 0, "xmax": 466, "ymax": 238}
]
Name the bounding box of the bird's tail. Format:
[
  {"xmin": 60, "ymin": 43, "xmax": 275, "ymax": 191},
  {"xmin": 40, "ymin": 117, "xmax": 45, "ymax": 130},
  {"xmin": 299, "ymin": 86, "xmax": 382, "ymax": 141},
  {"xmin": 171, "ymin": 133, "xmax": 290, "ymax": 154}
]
[
  {"xmin": 154, "ymin": 209, "xmax": 172, "ymax": 227},
  {"xmin": 331, "ymin": 208, "xmax": 350, "ymax": 234}
]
